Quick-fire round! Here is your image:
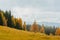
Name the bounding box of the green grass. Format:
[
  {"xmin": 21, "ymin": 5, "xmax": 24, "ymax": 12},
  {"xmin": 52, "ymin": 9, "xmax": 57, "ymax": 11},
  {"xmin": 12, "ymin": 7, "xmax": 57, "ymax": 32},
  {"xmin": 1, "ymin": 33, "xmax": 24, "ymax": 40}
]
[{"xmin": 0, "ymin": 26, "xmax": 60, "ymax": 40}]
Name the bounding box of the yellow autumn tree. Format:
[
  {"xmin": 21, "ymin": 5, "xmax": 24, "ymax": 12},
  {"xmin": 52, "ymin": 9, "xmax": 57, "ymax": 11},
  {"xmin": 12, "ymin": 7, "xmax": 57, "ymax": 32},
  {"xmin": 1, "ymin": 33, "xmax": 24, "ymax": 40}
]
[
  {"xmin": 23, "ymin": 21, "xmax": 26, "ymax": 31},
  {"xmin": 55, "ymin": 28, "xmax": 60, "ymax": 35},
  {"xmin": 0, "ymin": 11, "xmax": 7, "ymax": 26},
  {"xmin": 11, "ymin": 16, "xmax": 16, "ymax": 26},
  {"xmin": 40, "ymin": 24, "xmax": 45, "ymax": 33},
  {"xmin": 17, "ymin": 18, "xmax": 23, "ymax": 29},
  {"xmin": 15, "ymin": 18, "xmax": 18, "ymax": 23},
  {"xmin": 30, "ymin": 20, "xmax": 39, "ymax": 32}
]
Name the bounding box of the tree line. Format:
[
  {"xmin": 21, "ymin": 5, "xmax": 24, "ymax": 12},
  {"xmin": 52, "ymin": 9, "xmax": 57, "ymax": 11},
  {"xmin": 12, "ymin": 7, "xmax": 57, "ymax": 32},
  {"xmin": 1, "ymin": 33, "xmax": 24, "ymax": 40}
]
[
  {"xmin": 0, "ymin": 10, "xmax": 60, "ymax": 36},
  {"xmin": 30, "ymin": 21, "xmax": 60, "ymax": 35},
  {"xmin": 0, "ymin": 10, "xmax": 26, "ymax": 30}
]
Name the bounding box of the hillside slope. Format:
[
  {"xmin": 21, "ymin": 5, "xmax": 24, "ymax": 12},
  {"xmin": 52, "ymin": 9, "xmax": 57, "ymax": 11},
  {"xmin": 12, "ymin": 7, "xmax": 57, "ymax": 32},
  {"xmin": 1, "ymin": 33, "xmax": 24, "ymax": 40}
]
[{"xmin": 0, "ymin": 26, "xmax": 60, "ymax": 40}]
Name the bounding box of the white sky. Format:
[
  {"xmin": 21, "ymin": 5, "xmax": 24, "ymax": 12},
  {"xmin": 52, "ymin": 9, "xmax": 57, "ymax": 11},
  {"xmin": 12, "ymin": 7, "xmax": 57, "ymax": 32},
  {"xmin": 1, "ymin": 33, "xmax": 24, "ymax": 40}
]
[{"xmin": 0, "ymin": 0, "xmax": 60, "ymax": 23}]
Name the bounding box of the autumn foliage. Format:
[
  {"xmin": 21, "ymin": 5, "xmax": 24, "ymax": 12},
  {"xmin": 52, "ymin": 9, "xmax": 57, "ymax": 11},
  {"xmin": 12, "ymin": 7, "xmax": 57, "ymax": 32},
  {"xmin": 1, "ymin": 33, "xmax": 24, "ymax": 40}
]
[
  {"xmin": 0, "ymin": 10, "xmax": 23, "ymax": 30},
  {"xmin": 18, "ymin": 18, "xmax": 22, "ymax": 28},
  {"xmin": 55, "ymin": 28, "xmax": 60, "ymax": 35},
  {"xmin": 0, "ymin": 10, "xmax": 60, "ymax": 36},
  {"xmin": 40, "ymin": 24, "xmax": 45, "ymax": 33},
  {"xmin": 0, "ymin": 10, "xmax": 7, "ymax": 26},
  {"xmin": 30, "ymin": 21, "xmax": 39, "ymax": 32}
]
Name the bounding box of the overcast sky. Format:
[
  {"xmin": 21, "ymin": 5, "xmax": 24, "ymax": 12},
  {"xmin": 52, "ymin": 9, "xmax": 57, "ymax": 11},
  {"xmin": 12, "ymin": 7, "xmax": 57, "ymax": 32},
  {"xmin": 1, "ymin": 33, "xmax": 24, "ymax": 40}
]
[{"xmin": 0, "ymin": 0, "xmax": 60, "ymax": 23}]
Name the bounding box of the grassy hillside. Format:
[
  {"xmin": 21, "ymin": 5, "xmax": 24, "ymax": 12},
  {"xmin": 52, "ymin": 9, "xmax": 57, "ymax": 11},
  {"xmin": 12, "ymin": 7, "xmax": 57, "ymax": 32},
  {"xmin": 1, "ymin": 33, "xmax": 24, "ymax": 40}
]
[{"xmin": 0, "ymin": 26, "xmax": 60, "ymax": 40}]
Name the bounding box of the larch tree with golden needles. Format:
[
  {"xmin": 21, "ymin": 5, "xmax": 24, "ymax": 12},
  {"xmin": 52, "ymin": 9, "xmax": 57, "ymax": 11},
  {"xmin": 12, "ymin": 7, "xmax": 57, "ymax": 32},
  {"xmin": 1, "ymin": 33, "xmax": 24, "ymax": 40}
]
[
  {"xmin": 0, "ymin": 11, "xmax": 7, "ymax": 26},
  {"xmin": 55, "ymin": 28, "xmax": 60, "ymax": 35},
  {"xmin": 17, "ymin": 18, "xmax": 22, "ymax": 29},
  {"xmin": 30, "ymin": 20, "xmax": 39, "ymax": 32},
  {"xmin": 23, "ymin": 21, "xmax": 26, "ymax": 31},
  {"xmin": 40, "ymin": 24, "xmax": 45, "ymax": 33},
  {"xmin": 11, "ymin": 16, "xmax": 16, "ymax": 25},
  {"xmin": 15, "ymin": 18, "xmax": 20, "ymax": 29},
  {"xmin": 11, "ymin": 16, "xmax": 16, "ymax": 28}
]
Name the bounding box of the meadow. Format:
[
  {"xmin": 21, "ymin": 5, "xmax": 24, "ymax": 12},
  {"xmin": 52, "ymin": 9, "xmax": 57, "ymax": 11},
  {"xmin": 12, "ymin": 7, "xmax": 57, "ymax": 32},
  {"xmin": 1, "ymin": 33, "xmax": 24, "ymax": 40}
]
[{"xmin": 0, "ymin": 26, "xmax": 60, "ymax": 40}]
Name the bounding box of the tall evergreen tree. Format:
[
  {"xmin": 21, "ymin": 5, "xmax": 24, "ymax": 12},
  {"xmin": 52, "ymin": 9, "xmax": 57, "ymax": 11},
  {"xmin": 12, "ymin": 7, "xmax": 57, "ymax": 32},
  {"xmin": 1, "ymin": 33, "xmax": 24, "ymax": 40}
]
[{"xmin": 0, "ymin": 10, "xmax": 3, "ymax": 25}]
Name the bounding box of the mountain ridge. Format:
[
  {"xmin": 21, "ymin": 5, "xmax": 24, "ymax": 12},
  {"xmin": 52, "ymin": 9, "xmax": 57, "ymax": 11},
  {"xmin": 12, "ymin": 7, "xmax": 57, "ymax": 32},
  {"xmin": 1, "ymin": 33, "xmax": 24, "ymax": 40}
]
[{"xmin": 26, "ymin": 22, "xmax": 60, "ymax": 27}]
